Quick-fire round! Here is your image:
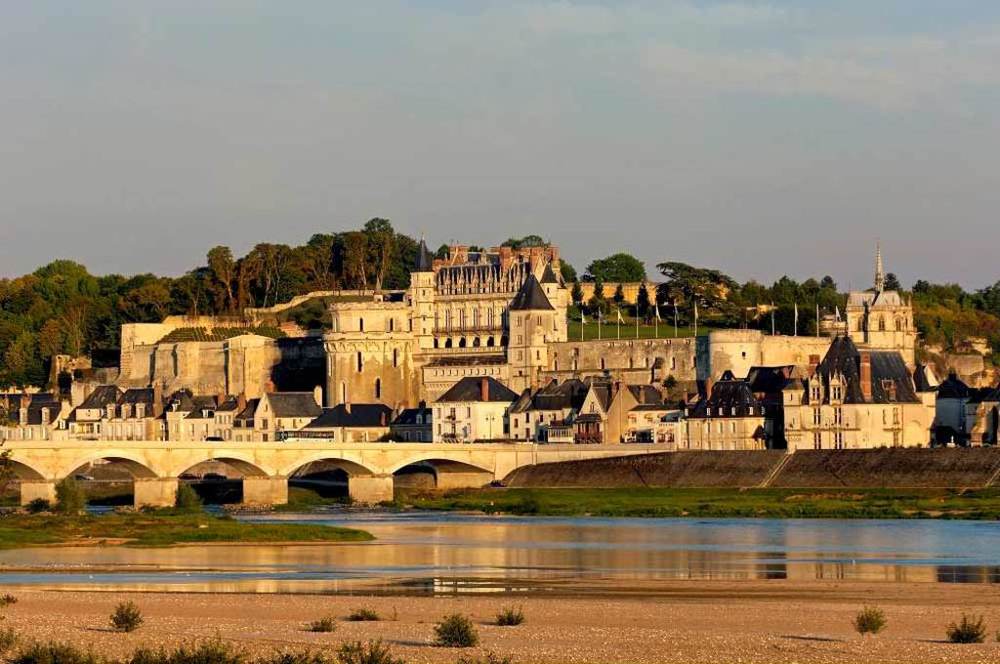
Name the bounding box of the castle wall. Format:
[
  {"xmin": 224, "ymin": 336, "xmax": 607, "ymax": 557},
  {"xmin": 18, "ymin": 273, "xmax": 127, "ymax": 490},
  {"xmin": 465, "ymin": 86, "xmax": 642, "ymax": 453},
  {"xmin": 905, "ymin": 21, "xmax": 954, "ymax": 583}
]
[
  {"xmin": 546, "ymin": 338, "xmax": 699, "ymax": 385},
  {"xmin": 702, "ymin": 330, "xmax": 832, "ymax": 381}
]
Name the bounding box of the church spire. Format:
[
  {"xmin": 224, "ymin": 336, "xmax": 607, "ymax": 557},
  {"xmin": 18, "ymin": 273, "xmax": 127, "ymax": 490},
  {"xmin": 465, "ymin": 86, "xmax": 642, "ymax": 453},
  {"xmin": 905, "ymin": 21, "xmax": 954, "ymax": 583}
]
[{"xmin": 874, "ymin": 241, "xmax": 885, "ymax": 292}]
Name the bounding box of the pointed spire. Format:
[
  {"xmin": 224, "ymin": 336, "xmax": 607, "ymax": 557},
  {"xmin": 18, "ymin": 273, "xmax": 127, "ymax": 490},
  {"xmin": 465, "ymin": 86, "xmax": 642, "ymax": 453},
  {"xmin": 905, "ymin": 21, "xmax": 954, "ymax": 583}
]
[
  {"xmin": 874, "ymin": 241, "xmax": 885, "ymax": 292},
  {"xmin": 414, "ymin": 236, "xmax": 434, "ymax": 272}
]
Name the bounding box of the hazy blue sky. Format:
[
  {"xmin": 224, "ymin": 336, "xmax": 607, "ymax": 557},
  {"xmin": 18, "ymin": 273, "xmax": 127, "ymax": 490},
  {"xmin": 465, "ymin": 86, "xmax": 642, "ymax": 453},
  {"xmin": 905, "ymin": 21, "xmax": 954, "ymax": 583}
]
[{"xmin": 3, "ymin": 1, "xmax": 999, "ymax": 289}]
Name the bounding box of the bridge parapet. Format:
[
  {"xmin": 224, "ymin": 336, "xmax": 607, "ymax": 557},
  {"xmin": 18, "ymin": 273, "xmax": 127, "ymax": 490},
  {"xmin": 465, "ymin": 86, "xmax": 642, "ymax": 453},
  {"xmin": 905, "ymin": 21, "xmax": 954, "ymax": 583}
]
[{"xmin": 3, "ymin": 440, "xmax": 655, "ymax": 508}]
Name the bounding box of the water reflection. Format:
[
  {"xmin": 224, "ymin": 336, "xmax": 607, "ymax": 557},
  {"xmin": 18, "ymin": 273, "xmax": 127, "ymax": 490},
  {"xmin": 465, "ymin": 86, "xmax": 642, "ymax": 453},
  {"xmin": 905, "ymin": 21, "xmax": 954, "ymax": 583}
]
[{"xmin": 0, "ymin": 513, "xmax": 998, "ymax": 593}]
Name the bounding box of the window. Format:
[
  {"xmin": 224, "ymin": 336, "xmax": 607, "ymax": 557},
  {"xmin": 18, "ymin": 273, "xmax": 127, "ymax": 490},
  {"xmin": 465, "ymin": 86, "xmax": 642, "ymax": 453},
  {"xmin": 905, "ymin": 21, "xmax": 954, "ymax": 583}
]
[
  {"xmin": 357, "ymin": 352, "xmax": 363, "ymax": 372},
  {"xmin": 834, "ymin": 407, "xmax": 843, "ymax": 425},
  {"xmin": 388, "ymin": 318, "xmax": 395, "ymax": 332},
  {"xmin": 393, "ymin": 348, "xmax": 399, "ymax": 367},
  {"xmin": 834, "ymin": 431, "xmax": 844, "ymax": 449},
  {"xmin": 813, "ymin": 408, "xmax": 821, "ymax": 425},
  {"xmin": 832, "ymin": 385, "xmax": 842, "ymax": 401},
  {"xmin": 813, "ymin": 431, "xmax": 822, "ymax": 449},
  {"xmin": 375, "ymin": 378, "xmax": 381, "ymax": 400},
  {"xmin": 359, "ymin": 317, "xmax": 364, "ymax": 332}
]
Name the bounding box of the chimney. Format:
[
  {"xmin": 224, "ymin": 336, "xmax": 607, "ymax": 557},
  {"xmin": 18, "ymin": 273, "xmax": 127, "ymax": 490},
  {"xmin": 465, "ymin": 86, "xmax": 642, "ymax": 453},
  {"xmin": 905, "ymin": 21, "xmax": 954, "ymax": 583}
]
[
  {"xmin": 704, "ymin": 376, "xmax": 715, "ymax": 399},
  {"xmin": 860, "ymin": 352, "xmax": 872, "ymax": 402},
  {"xmin": 313, "ymin": 385, "xmax": 323, "ymax": 407},
  {"xmin": 152, "ymin": 381, "xmax": 164, "ymax": 418},
  {"xmin": 237, "ymin": 391, "xmax": 247, "ymax": 412},
  {"xmin": 344, "ymin": 401, "xmax": 351, "ymax": 414},
  {"xmin": 480, "ymin": 377, "xmax": 489, "ymax": 402},
  {"xmin": 808, "ymin": 354, "xmax": 821, "ymax": 376},
  {"xmin": 18, "ymin": 406, "xmax": 27, "ymax": 427},
  {"xmin": 379, "ymin": 411, "xmax": 387, "ymax": 426}
]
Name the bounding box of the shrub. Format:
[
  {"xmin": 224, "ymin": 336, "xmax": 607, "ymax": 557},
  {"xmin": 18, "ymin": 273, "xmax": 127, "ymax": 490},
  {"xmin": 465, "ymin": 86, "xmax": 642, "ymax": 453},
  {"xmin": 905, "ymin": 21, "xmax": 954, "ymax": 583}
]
[
  {"xmin": 110, "ymin": 601, "xmax": 144, "ymax": 633},
  {"xmin": 261, "ymin": 653, "xmax": 331, "ymax": 664},
  {"xmin": 127, "ymin": 641, "xmax": 246, "ymax": 664},
  {"xmin": 853, "ymin": 606, "xmax": 886, "ymax": 635},
  {"xmin": 307, "ymin": 617, "xmax": 336, "ymax": 633},
  {"xmin": 0, "ymin": 594, "xmax": 18, "ymax": 607},
  {"xmin": 495, "ymin": 606, "xmax": 524, "ymax": 627},
  {"xmin": 457, "ymin": 654, "xmax": 513, "ymax": 664},
  {"xmin": 174, "ymin": 485, "xmax": 203, "ymax": 513},
  {"xmin": 335, "ymin": 641, "xmax": 405, "ymax": 664},
  {"xmin": 433, "ymin": 614, "xmax": 478, "ymax": 648},
  {"xmin": 11, "ymin": 642, "xmax": 102, "ymax": 664},
  {"xmin": 946, "ymin": 614, "xmax": 987, "ymax": 644},
  {"xmin": 0, "ymin": 627, "xmax": 17, "ymax": 653},
  {"xmin": 347, "ymin": 608, "xmax": 380, "ymax": 622},
  {"xmin": 25, "ymin": 499, "xmax": 51, "ymax": 514},
  {"xmin": 54, "ymin": 479, "xmax": 86, "ymax": 515}
]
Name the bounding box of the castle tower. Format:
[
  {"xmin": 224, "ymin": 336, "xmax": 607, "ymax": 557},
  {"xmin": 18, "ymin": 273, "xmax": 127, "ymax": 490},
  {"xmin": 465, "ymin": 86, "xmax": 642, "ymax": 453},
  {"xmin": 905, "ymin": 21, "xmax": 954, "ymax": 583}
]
[
  {"xmin": 409, "ymin": 237, "xmax": 437, "ymax": 352},
  {"xmin": 845, "ymin": 243, "xmax": 916, "ymax": 367},
  {"xmin": 874, "ymin": 241, "xmax": 885, "ymax": 293},
  {"xmin": 506, "ymin": 273, "xmax": 558, "ymax": 393}
]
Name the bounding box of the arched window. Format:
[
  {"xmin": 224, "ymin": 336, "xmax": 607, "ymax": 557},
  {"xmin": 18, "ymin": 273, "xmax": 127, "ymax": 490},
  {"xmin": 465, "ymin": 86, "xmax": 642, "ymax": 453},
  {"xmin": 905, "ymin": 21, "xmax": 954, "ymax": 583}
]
[
  {"xmin": 459, "ymin": 337, "xmax": 467, "ymax": 348},
  {"xmin": 895, "ymin": 318, "xmax": 902, "ymax": 331},
  {"xmin": 374, "ymin": 378, "xmax": 381, "ymax": 400},
  {"xmin": 388, "ymin": 318, "xmax": 395, "ymax": 332},
  {"xmin": 878, "ymin": 316, "xmax": 886, "ymax": 332},
  {"xmin": 445, "ymin": 338, "xmax": 453, "ymax": 348},
  {"xmin": 472, "ymin": 337, "xmax": 481, "ymax": 347},
  {"xmin": 600, "ymin": 358, "xmax": 606, "ymax": 370},
  {"xmin": 393, "ymin": 348, "xmax": 399, "ymax": 367},
  {"xmin": 356, "ymin": 352, "xmax": 363, "ymax": 372},
  {"xmin": 486, "ymin": 336, "xmax": 495, "ymax": 347}
]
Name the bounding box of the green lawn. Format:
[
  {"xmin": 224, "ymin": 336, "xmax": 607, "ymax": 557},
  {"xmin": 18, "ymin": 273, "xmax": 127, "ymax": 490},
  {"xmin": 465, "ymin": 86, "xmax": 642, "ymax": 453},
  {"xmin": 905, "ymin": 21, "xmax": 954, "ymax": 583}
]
[
  {"xmin": 0, "ymin": 511, "xmax": 372, "ymax": 549},
  {"xmin": 392, "ymin": 487, "xmax": 1000, "ymax": 520}
]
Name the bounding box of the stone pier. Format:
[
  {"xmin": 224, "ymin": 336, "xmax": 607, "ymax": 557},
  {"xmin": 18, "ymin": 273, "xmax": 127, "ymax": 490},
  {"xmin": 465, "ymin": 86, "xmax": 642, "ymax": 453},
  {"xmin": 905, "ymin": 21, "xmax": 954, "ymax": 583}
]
[
  {"xmin": 348, "ymin": 474, "xmax": 394, "ymax": 504},
  {"xmin": 19, "ymin": 480, "xmax": 56, "ymax": 506},
  {"xmin": 243, "ymin": 477, "xmax": 289, "ymax": 505},
  {"xmin": 134, "ymin": 478, "xmax": 179, "ymax": 509},
  {"xmin": 435, "ymin": 471, "xmax": 494, "ymax": 490}
]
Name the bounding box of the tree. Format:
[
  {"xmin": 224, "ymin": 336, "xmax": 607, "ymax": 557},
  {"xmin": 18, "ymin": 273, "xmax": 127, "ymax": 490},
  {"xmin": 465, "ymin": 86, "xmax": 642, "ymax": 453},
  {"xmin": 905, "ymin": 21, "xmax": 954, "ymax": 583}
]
[
  {"xmin": 342, "ymin": 233, "xmax": 369, "ymax": 289},
  {"xmin": 501, "ymin": 235, "xmax": 547, "ymax": 249},
  {"xmin": 636, "ymin": 283, "xmax": 651, "ymax": 319},
  {"xmin": 206, "ymin": 246, "xmax": 236, "ymax": 312},
  {"xmin": 38, "ymin": 319, "xmax": 65, "ymax": 359},
  {"xmin": 585, "ymin": 253, "xmax": 646, "ymax": 283},
  {"xmin": 559, "ymin": 261, "xmax": 578, "ymax": 283},
  {"xmin": 570, "ymin": 282, "xmax": 584, "ymax": 306},
  {"xmin": 613, "ymin": 284, "xmax": 625, "ymax": 306},
  {"xmin": 884, "ymin": 272, "xmax": 902, "ymax": 291},
  {"xmin": 588, "ymin": 279, "xmax": 607, "ymax": 314},
  {"xmin": 657, "ymin": 261, "xmax": 739, "ymax": 324}
]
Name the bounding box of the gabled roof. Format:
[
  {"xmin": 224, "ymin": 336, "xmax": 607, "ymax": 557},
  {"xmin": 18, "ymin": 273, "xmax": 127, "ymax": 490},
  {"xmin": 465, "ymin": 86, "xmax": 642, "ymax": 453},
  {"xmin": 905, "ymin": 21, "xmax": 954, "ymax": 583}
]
[
  {"xmin": 437, "ymin": 376, "xmax": 518, "ymax": 403},
  {"xmin": 811, "ymin": 336, "xmax": 919, "ymax": 405},
  {"xmin": 512, "ymin": 379, "xmax": 589, "ymax": 413},
  {"xmin": 118, "ymin": 388, "xmax": 154, "ymax": 407},
  {"xmin": 235, "ymin": 398, "xmax": 260, "ymax": 422},
  {"xmin": 745, "ymin": 365, "xmax": 797, "ymax": 394},
  {"xmin": 16, "ymin": 393, "xmax": 61, "ymax": 425},
  {"xmin": 936, "ymin": 373, "xmax": 970, "ymax": 399},
  {"xmin": 688, "ymin": 377, "xmax": 761, "ymax": 418},
  {"xmin": 509, "ymin": 273, "xmax": 554, "ymax": 311},
  {"xmin": 391, "ymin": 407, "xmax": 433, "ymax": 426},
  {"xmin": 265, "ymin": 392, "xmax": 323, "ymax": 418},
  {"xmin": 627, "ymin": 384, "xmax": 663, "ymax": 406},
  {"xmin": 78, "ymin": 385, "xmax": 122, "ymax": 410},
  {"xmin": 305, "ymin": 403, "xmax": 392, "ymax": 429}
]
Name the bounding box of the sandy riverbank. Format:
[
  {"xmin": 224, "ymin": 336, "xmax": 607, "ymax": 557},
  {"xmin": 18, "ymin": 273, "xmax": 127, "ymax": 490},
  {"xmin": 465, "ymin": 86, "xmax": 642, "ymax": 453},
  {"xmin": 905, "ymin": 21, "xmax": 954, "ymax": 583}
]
[{"xmin": 3, "ymin": 582, "xmax": 1000, "ymax": 663}]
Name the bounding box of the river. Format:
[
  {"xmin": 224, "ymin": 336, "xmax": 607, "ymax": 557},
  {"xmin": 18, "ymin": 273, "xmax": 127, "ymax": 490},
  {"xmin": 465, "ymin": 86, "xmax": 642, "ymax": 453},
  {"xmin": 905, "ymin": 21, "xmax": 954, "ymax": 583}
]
[{"xmin": 1, "ymin": 512, "xmax": 998, "ymax": 594}]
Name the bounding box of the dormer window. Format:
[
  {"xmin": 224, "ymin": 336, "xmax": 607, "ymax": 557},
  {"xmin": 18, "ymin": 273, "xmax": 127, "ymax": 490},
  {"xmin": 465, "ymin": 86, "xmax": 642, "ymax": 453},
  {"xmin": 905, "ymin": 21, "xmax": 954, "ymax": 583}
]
[
  {"xmin": 106, "ymin": 404, "xmax": 115, "ymax": 419},
  {"xmin": 136, "ymin": 404, "xmax": 145, "ymax": 419}
]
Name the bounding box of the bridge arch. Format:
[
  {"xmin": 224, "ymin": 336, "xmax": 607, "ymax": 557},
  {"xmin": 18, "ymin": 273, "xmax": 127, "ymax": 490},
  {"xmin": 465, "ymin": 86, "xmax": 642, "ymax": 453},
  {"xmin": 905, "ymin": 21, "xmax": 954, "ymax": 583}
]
[
  {"xmin": 279, "ymin": 454, "xmax": 377, "ymax": 478},
  {"xmin": 6, "ymin": 458, "xmax": 46, "ymax": 481},
  {"xmin": 387, "ymin": 455, "xmax": 493, "ymax": 475},
  {"xmin": 169, "ymin": 454, "xmax": 272, "ymax": 479},
  {"xmin": 59, "ymin": 453, "xmax": 159, "ymax": 480}
]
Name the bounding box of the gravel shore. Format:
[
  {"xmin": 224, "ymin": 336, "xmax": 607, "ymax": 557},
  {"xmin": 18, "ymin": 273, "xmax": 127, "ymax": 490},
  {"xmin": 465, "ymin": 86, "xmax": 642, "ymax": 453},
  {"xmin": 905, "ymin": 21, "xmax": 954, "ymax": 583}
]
[{"xmin": 3, "ymin": 581, "xmax": 1000, "ymax": 663}]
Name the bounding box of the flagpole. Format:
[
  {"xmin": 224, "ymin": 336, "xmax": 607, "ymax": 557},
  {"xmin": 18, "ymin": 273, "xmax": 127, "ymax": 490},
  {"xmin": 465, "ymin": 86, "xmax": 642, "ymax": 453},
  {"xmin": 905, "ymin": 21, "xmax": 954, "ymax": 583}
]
[
  {"xmin": 635, "ymin": 309, "xmax": 639, "ymax": 339},
  {"xmin": 694, "ymin": 300, "xmax": 698, "ymax": 338},
  {"xmin": 816, "ymin": 302, "xmax": 820, "ymax": 337},
  {"xmin": 673, "ymin": 299, "xmax": 678, "ymax": 338},
  {"xmin": 771, "ymin": 302, "xmax": 775, "ymax": 336}
]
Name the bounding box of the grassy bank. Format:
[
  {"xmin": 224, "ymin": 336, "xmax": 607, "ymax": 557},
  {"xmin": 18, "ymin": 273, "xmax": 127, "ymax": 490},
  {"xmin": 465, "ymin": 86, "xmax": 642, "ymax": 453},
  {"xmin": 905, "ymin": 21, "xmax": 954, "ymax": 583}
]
[
  {"xmin": 0, "ymin": 511, "xmax": 372, "ymax": 549},
  {"xmin": 391, "ymin": 486, "xmax": 1000, "ymax": 519}
]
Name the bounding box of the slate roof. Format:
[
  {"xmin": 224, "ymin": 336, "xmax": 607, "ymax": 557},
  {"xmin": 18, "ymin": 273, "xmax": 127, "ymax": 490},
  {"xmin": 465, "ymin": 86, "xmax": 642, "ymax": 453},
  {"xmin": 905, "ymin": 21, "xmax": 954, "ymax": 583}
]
[
  {"xmin": 745, "ymin": 366, "xmax": 797, "ymax": 395},
  {"xmin": 540, "ymin": 262, "xmax": 560, "ymax": 284},
  {"xmin": 936, "ymin": 373, "xmax": 970, "ymax": 399},
  {"xmin": 392, "ymin": 407, "xmax": 433, "ymax": 426},
  {"xmin": 437, "ymin": 376, "xmax": 518, "ymax": 403},
  {"xmin": 810, "ymin": 336, "xmax": 919, "ymax": 405},
  {"xmin": 688, "ymin": 377, "xmax": 761, "ymax": 418},
  {"xmin": 627, "ymin": 384, "xmax": 663, "ymax": 405},
  {"xmin": 968, "ymin": 385, "xmax": 1000, "ymax": 405},
  {"xmin": 511, "ymin": 379, "xmax": 589, "ymax": 413},
  {"xmin": 234, "ymin": 398, "xmax": 260, "ymax": 423},
  {"xmin": 847, "ymin": 290, "xmax": 905, "ymax": 308},
  {"xmin": 427, "ymin": 354, "xmax": 507, "ymax": 367},
  {"xmin": 415, "ymin": 238, "xmax": 434, "ymax": 272},
  {"xmin": 14, "ymin": 393, "xmax": 61, "ymax": 425},
  {"xmin": 266, "ymin": 392, "xmax": 323, "ymax": 418},
  {"xmin": 118, "ymin": 388, "xmax": 154, "ymax": 407},
  {"xmin": 305, "ymin": 403, "xmax": 392, "ymax": 429},
  {"xmin": 78, "ymin": 385, "xmax": 122, "ymax": 410},
  {"xmin": 508, "ymin": 273, "xmax": 554, "ymax": 311}
]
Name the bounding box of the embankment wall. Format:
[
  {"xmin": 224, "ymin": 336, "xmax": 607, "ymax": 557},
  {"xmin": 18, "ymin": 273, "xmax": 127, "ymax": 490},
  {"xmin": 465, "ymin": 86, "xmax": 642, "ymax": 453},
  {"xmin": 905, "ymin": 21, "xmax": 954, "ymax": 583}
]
[{"xmin": 505, "ymin": 448, "xmax": 1000, "ymax": 489}]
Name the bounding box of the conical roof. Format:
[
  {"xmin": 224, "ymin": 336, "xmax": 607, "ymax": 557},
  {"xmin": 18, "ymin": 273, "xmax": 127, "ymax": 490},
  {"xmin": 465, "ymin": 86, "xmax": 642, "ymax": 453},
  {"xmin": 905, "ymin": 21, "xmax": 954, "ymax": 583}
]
[
  {"xmin": 414, "ymin": 238, "xmax": 434, "ymax": 272},
  {"xmin": 509, "ymin": 273, "xmax": 554, "ymax": 311},
  {"xmin": 540, "ymin": 262, "xmax": 559, "ymax": 284}
]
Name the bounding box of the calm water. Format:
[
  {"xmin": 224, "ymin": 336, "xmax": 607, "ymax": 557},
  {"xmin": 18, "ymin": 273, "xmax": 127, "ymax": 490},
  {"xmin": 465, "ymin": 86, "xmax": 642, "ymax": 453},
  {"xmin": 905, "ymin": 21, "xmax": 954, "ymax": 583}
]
[{"xmin": 1, "ymin": 512, "xmax": 999, "ymax": 594}]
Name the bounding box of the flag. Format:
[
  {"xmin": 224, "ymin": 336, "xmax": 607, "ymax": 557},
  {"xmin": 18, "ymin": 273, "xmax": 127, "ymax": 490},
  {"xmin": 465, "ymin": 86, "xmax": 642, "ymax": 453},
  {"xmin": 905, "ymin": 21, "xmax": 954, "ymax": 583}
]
[
  {"xmin": 835, "ymin": 305, "xmax": 841, "ymax": 321},
  {"xmin": 616, "ymin": 308, "xmax": 625, "ymax": 324},
  {"xmin": 794, "ymin": 302, "xmax": 799, "ymax": 336},
  {"xmin": 581, "ymin": 311, "xmax": 587, "ymax": 325},
  {"xmin": 654, "ymin": 302, "xmax": 662, "ymax": 322}
]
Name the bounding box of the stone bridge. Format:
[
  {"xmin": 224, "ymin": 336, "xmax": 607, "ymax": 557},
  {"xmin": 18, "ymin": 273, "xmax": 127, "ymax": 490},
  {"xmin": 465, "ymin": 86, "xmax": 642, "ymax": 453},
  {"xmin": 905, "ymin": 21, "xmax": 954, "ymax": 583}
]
[{"xmin": 1, "ymin": 440, "xmax": 652, "ymax": 507}]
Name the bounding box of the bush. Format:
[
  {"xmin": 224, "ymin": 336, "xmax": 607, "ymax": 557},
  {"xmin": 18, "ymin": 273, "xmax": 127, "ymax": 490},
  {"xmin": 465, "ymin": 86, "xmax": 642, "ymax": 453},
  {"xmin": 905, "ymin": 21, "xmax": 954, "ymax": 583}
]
[
  {"xmin": 335, "ymin": 641, "xmax": 405, "ymax": 664},
  {"xmin": 306, "ymin": 617, "xmax": 336, "ymax": 633},
  {"xmin": 261, "ymin": 653, "xmax": 330, "ymax": 664},
  {"xmin": 25, "ymin": 499, "xmax": 51, "ymax": 514},
  {"xmin": 127, "ymin": 641, "xmax": 246, "ymax": 664},
  {"xmin": 495, "ymin": 606, "xmax": 524, "ymax": 627},
  {"xmin": 433, "ymin": 614, "xmax": 478, "ymax": 648},
  {"xmin": 0, "ymin": 594, "xmax": 18, "ymax": 607},
  {"xmin": 110, "ymin": 601, "xmax": 144, "ymax": 633},
  {"xmin": 174, "ymin": 485, "xmax": 203, "ymax": 513},
  {"xmin": 457, "ymin": 654, "xmax": 513, "ymax": 664},
  {"xmin": 853, "ymin": 606, "xmax": 886, "ymax": 635},
  {"xmin": 54, "ymin": 479, "xmax": 86, "ymax": 515},
  {"xmin": 11, "ymin": 642, "xmax": 102, "ymax": 664},
  {"xmin": 0, "ymin": 627, "xmax": 17, "ymax": 653},
  {"xmin": 347, "ymin": 608, "xmax": 380, "ymax": 622},
  {"xmin": 946, "ymin": 614, "xmax": 987, "ymax": 644}
]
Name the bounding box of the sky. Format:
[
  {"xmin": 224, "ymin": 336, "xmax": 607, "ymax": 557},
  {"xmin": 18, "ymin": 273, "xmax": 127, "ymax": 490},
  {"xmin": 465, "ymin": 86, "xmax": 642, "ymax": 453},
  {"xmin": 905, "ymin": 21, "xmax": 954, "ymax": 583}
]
[{"xmin": 2, "ymin": 1, "xmax": 999, "ymax": 290}]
